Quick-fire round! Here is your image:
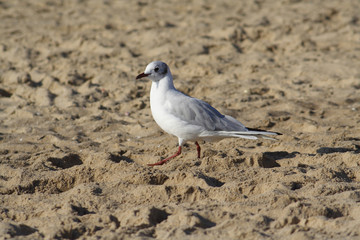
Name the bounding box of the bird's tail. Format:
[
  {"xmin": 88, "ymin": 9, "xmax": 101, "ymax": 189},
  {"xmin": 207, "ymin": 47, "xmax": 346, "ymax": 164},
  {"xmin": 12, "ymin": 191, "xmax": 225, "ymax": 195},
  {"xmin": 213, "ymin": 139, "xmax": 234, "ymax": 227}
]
[{"xmin": 201, "ymin": 128, "xmax": 281, "ymax": 140}]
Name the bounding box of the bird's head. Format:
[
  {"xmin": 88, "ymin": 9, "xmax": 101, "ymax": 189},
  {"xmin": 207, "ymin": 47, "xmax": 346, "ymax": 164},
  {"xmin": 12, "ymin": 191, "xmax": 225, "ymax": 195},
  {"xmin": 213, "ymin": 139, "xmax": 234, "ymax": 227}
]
[{"xmin": 136, "ymin": 61, "xmax": 169, "ymax": 82}]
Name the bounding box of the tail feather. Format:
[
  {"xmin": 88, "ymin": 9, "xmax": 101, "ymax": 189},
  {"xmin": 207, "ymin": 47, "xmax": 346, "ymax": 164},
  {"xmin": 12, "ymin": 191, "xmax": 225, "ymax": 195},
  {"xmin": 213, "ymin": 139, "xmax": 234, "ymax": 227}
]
[
  {"xmin": 246, "ymin": 127, "xmax": 283, "ymax": 136},
  {"xmin": 217, "ymin": 130, "xmax": 280, "ymax": 136},
  {"xmin": 222, "ymin": 133, "xmax": 277, "ymax": 140},
  {"xmin": 200, "ymin": 129, "xmax": 281, "ymax": 140}
]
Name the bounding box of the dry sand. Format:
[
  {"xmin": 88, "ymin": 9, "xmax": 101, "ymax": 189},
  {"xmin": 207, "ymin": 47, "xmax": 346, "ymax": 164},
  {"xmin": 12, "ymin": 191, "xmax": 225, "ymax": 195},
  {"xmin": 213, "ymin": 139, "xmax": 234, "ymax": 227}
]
[{"xmin": 1, "ymin": 0, "xmax": 360, "ymax": 239}]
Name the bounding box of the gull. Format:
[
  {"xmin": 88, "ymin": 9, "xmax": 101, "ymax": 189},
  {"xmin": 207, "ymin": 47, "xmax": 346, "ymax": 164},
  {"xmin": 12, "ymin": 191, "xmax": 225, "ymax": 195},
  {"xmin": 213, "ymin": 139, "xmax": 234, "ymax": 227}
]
[{"xmin": 136, "ymin": 61, "xmax": 281, "ymax": 166}]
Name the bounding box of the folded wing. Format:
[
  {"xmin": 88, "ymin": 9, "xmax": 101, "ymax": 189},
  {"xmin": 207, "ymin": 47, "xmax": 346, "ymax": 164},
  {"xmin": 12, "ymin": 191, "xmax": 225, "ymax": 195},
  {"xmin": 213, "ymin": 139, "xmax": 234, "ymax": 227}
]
[{"xmin": 166, "ymin": 91, "xmax": 248, "ymax": 131}]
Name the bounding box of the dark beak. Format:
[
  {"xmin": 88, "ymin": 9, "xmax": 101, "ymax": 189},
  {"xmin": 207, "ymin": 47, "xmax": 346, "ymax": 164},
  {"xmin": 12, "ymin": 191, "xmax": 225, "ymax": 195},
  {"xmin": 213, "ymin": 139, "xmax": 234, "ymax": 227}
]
[{"xmin": 136, "ymin": 72, "xmax": 150, "ymax": 79}]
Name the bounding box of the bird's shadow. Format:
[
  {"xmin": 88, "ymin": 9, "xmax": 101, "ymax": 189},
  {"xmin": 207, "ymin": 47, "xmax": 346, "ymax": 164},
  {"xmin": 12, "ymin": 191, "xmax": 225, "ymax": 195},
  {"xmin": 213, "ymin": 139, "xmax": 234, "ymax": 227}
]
[
  {"xmin": 257, "ymin": 145, "xmax": 360, "ymax": 168},
  {"xmin": 316, "ymin": 146, "xmax": 360, "ymax": 155},
  {"xmin": 258, "ymin": 151, "xmax": 299, "ymax": 168}
]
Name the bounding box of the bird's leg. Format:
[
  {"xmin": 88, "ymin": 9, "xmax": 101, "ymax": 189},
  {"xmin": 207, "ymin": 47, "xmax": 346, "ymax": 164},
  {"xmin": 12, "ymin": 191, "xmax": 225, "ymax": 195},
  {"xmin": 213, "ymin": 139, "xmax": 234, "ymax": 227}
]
[
  {"xmin": 148, "ymin": 146, "xmax": 182, "ymax": 166},
  {"xmin": 195, "ymin": 141, "xmax": 201, "ymax": 158}
]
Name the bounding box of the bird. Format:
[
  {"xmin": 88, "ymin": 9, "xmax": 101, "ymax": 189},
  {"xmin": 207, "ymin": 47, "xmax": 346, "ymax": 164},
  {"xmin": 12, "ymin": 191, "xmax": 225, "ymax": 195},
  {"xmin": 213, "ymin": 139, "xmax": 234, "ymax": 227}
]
[{"xmin": 136, "ymin": 61, "xmax": 281, "ymax": 166}]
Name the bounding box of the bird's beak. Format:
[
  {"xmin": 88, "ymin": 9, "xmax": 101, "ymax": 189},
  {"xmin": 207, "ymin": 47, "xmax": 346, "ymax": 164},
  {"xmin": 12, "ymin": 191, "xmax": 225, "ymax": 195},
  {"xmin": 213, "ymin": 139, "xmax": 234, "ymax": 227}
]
[{"xmin": 136, "ymin": 72, "xmax": 150, "ymax": 79}]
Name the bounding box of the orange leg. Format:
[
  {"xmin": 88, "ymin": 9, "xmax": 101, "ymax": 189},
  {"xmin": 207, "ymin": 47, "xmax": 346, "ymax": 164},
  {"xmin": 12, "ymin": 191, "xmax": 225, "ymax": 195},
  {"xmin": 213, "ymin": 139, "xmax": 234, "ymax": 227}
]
[
  {"xmin": 195, "ymin": 141, "xmax": 201, "ymax": 158},
  {"xmin": 148, "ymin": 146, "xmax": 182, "ymax": 166}
]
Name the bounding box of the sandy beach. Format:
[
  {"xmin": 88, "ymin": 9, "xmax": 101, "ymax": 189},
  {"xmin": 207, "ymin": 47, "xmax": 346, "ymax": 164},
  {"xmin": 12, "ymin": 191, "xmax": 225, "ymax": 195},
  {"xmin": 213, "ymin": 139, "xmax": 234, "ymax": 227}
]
[{"xmin": 1, "ymin": 0, "xmax": 360, "ymax": 239}]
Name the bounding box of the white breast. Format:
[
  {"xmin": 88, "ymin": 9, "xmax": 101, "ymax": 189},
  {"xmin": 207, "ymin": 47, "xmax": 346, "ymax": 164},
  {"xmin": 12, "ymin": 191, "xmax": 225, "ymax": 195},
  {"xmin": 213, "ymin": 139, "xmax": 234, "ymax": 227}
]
[{"xmin": 150, "ymin": 81, "xmax": 204, "ymax": 142}]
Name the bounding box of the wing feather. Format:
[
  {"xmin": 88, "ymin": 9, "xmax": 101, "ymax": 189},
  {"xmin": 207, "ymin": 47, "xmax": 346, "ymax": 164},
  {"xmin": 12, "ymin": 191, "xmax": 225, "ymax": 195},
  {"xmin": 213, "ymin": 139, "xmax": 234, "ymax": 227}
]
[{"xmin": 166, "ymin": 90, "xmax": 247, "ymax": 131}]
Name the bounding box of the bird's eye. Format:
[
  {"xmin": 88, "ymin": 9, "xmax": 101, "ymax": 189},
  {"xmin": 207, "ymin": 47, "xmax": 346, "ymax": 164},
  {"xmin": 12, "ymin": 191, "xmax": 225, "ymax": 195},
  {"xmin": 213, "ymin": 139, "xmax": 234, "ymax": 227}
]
[{"xmin": 154, "ymin": 66, "xmax": 159, "ymax": 72}]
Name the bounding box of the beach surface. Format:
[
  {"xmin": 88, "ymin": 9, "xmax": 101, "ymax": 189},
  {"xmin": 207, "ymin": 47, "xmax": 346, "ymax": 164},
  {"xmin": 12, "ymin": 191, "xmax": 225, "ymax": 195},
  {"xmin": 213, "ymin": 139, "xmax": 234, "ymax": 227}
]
[{"xmin": 1, "ymin": 0, "xmax": 360, "ymax": 239}]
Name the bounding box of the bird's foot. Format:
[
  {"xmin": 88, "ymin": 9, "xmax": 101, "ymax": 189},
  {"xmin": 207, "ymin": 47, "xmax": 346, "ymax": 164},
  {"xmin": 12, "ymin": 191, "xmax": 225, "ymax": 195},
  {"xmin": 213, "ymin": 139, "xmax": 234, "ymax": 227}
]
[
  {"xmin": 148, "ymin": 146, "xmax": 182, "ymax": 166},
  {"xmin": 195, "ymin": 141, "xmax": 201, "ymax": 158}
]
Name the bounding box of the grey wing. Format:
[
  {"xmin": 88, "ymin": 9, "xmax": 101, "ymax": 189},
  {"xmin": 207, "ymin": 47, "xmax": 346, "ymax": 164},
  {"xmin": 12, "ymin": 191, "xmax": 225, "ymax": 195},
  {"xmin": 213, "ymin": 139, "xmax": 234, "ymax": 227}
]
[{"xmin": 167, "ymin": 91, "xmax": 248, "ymax": 131}]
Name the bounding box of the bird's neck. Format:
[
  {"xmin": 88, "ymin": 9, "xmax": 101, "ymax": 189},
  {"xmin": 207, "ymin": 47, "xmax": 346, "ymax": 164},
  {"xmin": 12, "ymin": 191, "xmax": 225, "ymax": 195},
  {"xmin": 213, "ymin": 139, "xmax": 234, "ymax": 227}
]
[
  {"xmin": 151, "ymin": 75, "xmax": 175, "ymax": 95},
  {"xmin": 150, "ymin": 75, "xmax": 176, "ymax": 109}
]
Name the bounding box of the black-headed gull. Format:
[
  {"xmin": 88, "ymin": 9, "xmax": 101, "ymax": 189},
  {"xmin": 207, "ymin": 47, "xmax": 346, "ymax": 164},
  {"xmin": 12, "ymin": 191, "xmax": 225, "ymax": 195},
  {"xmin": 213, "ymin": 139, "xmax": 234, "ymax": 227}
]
[{"xmin": 136, "ymin": 61, "xmax": 281, "ymax": 166}]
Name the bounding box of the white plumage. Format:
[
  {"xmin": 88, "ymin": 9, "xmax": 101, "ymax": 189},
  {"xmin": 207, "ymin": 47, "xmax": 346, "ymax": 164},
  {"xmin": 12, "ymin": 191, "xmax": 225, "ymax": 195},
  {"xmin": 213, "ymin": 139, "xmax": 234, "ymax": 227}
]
[{"xmin": 136, "ymin": 61, "xmax": 281, "ymax": 166}]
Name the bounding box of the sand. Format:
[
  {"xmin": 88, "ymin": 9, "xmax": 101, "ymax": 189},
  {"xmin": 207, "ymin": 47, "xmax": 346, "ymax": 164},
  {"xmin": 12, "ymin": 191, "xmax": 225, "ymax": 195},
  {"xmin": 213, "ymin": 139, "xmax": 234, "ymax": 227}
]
[{"xmin": 0, "ymin": 0, "xmax": 360, "ymax": 239}]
